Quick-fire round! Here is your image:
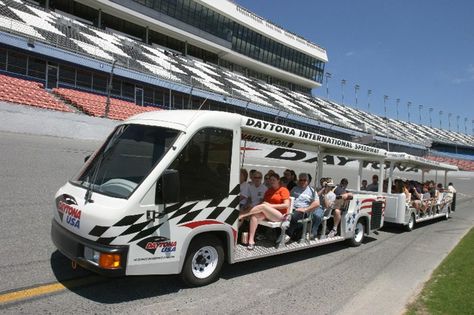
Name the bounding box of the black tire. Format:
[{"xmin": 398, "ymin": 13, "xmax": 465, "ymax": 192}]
[
  {"xmin": 181, "ymin": 235, "xmax": 224, "ymax": 287},
  {"xmin": 405, "ymin": 213, "xmax": 415, "ymax": 231},
  {"xmin": 347, "ymin": 220, "xmax": 365, "ymax": 247},
  {"xmin": 444, "ymin": 207, "xmax": 450, "ymax": 220}
]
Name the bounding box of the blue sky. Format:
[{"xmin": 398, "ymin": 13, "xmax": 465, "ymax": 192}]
[{"xmin": 236, "ymin": 0, "xmax": 474, "ymax": 134}]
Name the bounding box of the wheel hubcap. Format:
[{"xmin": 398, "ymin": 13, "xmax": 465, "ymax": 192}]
[
  {"xmin": 354, "ymin": 223, "xmax": 364, "ymax": 243},
  {"xmin": 191, "ymin": 246, "xmax": 218, "ymax": 279}
]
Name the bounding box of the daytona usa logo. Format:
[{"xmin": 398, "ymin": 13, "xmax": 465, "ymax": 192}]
[
  {"xmin": 57, "ymin": 200, "xmax": 81, "ymax": 229},
  {"xmin": 137, "ymin": 236, "xmax": 177, "ymax": 254}
]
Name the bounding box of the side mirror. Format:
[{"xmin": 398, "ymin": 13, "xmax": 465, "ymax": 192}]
[
  {"xmin": 84, "ymin": 155, "xmax": 91, "ymax": 163},
  {"xmin": 156, "ymin": 169, "xmax": 180, "ymax": 204}
]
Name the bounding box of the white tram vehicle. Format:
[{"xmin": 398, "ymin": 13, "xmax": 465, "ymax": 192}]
[
  {"xmin": 379, "ymin": 152, "xmax": 458, "ymax": 231},
  {"xmin": 51, "ymin": 110, "xmax": 389, "ymax": 286}
]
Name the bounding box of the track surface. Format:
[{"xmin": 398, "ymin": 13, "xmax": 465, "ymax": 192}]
[{"xmin": 0, "ymin": 130, "xmax": 473, "ymax": 314}]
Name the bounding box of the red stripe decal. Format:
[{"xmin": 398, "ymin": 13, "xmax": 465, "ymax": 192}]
[
  {"xmin": 180, "ymin": 220, "xmax": 223, "ymax": 229},
  {"xmin": 361, "ymin": 205, "xmax": 373, "ymax": 210},
  {"xmin": 361, "ymin": 198, "xmax": 375, "ymax": 203}
]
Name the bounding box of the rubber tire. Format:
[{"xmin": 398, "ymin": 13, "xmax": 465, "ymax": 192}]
[
  {"xmin": 444, "ymin": 208, "xmax": 450, "ymax": 220},
  {"xmin": 347, "ymin": 220, "xmax": 365, "ymax": 247},
  {"xmin": 405, "ymin": 213, "xmax": 415, "ymax": 232},
  {"xmin": 181, "ymin": 235, "xmax": 224, "ymax": 287}
]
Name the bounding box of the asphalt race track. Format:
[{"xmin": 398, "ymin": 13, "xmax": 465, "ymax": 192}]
[{"xmin": 0, "ymin": 106, "xmax": 473, "ymax": 314}]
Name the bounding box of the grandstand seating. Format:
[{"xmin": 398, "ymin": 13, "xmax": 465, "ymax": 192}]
[
  {"xmin": 425, "ymin": 155, "xmax": 474, "ymax": 172},
  {"xmin": 0, "ymin": 0, "xmax": 473, "ymax": 147},
  {"xmin": 52, "ymin": 88, "xmax": 157, "ymax": 120},
  {"xmin": 0, "ymin": 73, "xmax": 72, "ymax": 112}
]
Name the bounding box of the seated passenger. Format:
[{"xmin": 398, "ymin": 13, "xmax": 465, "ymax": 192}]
[
  {"xmin": 360, "ymin": 179, "xmax": 368, "ymax": 191},
  {"xmin": 247, "ymin": 171, "xmax": 267, "ymax": 208},
  {"xmin": 402, "ymin": 181, "xmax": 411, "ymax": 203},
  {"xmin": 285, "ymin": 173, "xmax": 322, "ymax": 242},
  {"xmin": 393, "ymin": 179, "xmax": 404, "ymax": 194},
  {"xmin": 421, "ymin": 184, "xmax": 432, "ymax": 214},
  {"xmin": 283, "ymin": 169, "xmax": 297, "ymax": 191},
  {"xmin": 321, "ymin": 179, "xmax": 338, "ymax": 237},
  {"xmin": 366, "ymin": 175, "xmax": 379, "ymax": 192},
  {"xmin": 249, "ymin": 169, "xmax": 257, "ymax": 181},
  {"xmin": 280, "ymin": 176, "xmax": 289, "ymax": 188},
  {"xmin": 409, "ymin": 182, "xmax": 422, "ymax": 212},
  {"xmin": 239, "ymin": 173, "xmax": 290, "ymax": 250},
  {"xmin": 329, "ymin": 178, "xmax": 353, "ymax": 237}
]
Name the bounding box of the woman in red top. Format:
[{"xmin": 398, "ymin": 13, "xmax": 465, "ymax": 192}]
[{"xmin": 239, "ymin": 173, "xmax": 290, "ymax": 250}]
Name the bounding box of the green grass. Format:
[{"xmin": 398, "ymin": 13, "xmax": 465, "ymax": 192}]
[{"xmin": 406, "ymin": 228, "xmax": 474, "ymax": 315}]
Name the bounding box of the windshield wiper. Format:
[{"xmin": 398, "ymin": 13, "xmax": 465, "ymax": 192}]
[{"xmin": 84, "ymin": 125, "xmax": 129, "ymax": 204}]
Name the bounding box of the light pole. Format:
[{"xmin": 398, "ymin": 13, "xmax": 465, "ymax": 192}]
[
  {"xmin": 418, "ymin": 105, "xmax": 423, "ymax": 124},
  {"xmin": 472, "ymin": 119, "xmax": 474, "ymax": 135},
  {"xmin": 448, "ymin": 113, "xmax": 452, "ymax": 131},
  {"xmin": 354, "ymin": 84, "xmax": 360, "ymax": 109},
  {"xmin": 464, "ymin": 117, "xmax": 468, "ymax": 134},
  {"xmin": 367, "ymin": 89, "xmax": 372, "ymax": 112},
  {"xmin": 429, "ymin": 108, "xmax": 433, "ymax": 127},
  {"xmin": 456, "ymin": 115, "xmax": 460, "ymax": 133},
  {"xmin": 104, "ymin": 59, "xmax": 117, "ymax": 118},
  {"xmin": 407, "ymin": 101, "xmax": 412, "ymax": 122},
  {"xmin": 325, "ymin": 72, "xmax": 331, "ymax": 99},
  {"xmin": 439, "ymin": 110, "xmax": 443, "ymax": 129},
  {"xmin": 396, "ymin": 98, "xmax": 400, "ymax": 120},
  {"xmin": 383, "ymin": 95, "xmax": 389, "ymax": 118},
  {"xmin": 341, "ymin": 79, "xmax": 346, "ymax": 104}
]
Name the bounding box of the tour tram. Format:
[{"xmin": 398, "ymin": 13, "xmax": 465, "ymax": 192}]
[
  {"xmin": 51, "ymin": 110, "xmax": 389, "ymax": 286},
  {"xmin": 380, "ymin": 152, "xmax": 458, "ymax": 231}
]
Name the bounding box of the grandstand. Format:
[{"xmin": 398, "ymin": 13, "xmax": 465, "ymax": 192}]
[{"xmin": 0, "ymin": 0, "xmax": 473, "ymax": 165}]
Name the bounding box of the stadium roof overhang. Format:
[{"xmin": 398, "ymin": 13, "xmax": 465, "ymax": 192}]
[{"xmin": 76, "ymin": 0, "xmax": 322, "ymax": 89}]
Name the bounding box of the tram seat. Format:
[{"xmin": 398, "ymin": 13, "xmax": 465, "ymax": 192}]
[
  {"xmin": 320, "ymin": 207, "xmax": 334, "ymax": 239},
  {"xmin": 258, "ymin": 197, "xmax": 294, "ymax": 249},
  {"xmin": 436, "ymin": 192, "xmax": 450, "ymax": 212},
  {"xmin": 258, "ymin": 197, "xmax": 295, "ymax": 229},
  {"xmin": 320, "ymin": 199, "xmax": 351, "ymax": 238}
]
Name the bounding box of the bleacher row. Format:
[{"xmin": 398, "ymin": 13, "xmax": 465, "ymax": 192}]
[
  {"xmin": 0, "ymin": 73, "xmax": 71, "ymax": 112},
  {"xmin": 0, "ymin": 0, "xmax": 473, "ymax": 147},
  {"xmin": 0, "ymin": 72, "xmax": 156, "ymax": 120},
  {"xmin": 425, "ymin": 155, "xmax": 474, "ymax": 172},
  {"xmin": 52, "ymin": 88, "xmax": 156, "ymax": 120}
]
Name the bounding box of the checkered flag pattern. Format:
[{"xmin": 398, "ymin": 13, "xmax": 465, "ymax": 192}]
[{"xmin": 88, "ymin": 185, "xmax": 240, "ymax": 245}]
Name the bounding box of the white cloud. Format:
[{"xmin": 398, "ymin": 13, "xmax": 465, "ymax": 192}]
[{"xmin": 345, "ymin": 51, "xmax": 355, "ymax": 57}]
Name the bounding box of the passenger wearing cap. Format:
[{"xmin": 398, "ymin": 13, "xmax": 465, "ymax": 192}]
[
  {"xmin": 320, "ymin": 179, "xmax": 340, "ymax": 238},
  {"xmin": 329, "ymin": 178, "xmax": 353, "ymax": 237}
]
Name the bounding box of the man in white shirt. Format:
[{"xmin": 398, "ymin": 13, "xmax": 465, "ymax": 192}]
[
  {"xmin": 247, "ymin": 171, "xmax": 267, "ymax": 208},
  {"xmin": 447, "ymin": 182, "xmax": 457, "ymax": 212}
]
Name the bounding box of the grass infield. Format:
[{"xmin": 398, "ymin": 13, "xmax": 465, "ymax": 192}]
[{"xmin": 406, "ymin": 227, "xmax": 474, "ymax": 315}]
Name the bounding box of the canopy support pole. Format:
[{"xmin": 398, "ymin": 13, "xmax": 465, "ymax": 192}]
[
  {"xmin": 378, "ymin": 159, "xmax": 385, "ymax": 193},
  {"xmin": 357, "ymin": 160, "xmax": 363, "ymax": 191},
  {"xmin": 316, "ymin": 148, "xmax": 324, "ymax": 188},
  {"xmin": 387, "ymin": 161, "xmax": 395, "ymax": 194}
]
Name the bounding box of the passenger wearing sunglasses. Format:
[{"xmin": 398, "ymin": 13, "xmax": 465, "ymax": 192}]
[
  {"xmin": 247, "ymin": 171, "xmax": 268, "ymax": 208},
  {"xmin": 285, "ymin": 173, "xmax": 322, "ymax": 242}
]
